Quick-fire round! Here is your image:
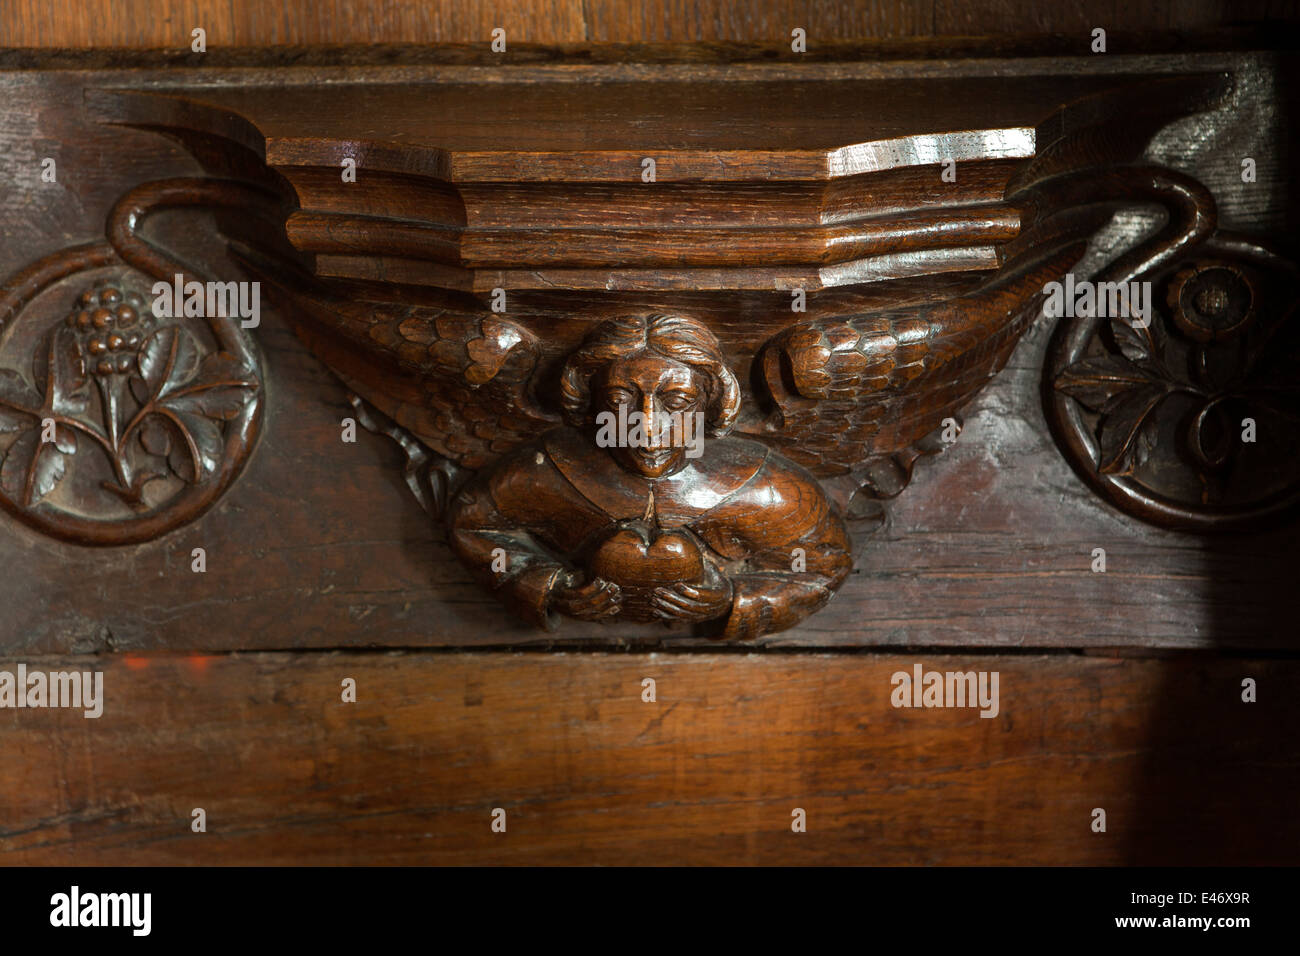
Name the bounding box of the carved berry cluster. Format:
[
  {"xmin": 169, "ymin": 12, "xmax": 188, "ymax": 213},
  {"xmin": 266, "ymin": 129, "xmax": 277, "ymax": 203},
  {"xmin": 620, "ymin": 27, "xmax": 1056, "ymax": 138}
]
[{"xmin": 65, "ymin": 284, "xmax": 151, "ymax": 377}]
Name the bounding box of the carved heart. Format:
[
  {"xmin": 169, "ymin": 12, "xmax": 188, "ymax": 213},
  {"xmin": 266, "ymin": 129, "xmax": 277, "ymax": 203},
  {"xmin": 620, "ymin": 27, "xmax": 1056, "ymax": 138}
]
[{"xmin": 588, "ymin": 520, "xmax": 705, "ymax": 622}]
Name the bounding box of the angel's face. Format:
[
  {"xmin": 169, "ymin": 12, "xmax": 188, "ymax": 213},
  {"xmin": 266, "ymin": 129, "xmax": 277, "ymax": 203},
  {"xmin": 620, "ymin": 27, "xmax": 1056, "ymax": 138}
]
[{"xmin": 596, "ymin": 352, "xmax": 708, "ymax": 478}]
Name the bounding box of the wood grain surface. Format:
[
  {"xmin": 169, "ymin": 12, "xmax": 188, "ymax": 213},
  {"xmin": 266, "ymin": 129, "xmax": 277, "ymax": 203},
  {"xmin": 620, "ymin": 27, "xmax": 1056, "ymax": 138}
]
[
  {"xmin": 1, "ymin": 0, "xmax": 1289, "ymax": 48},
  {"xmin": 3, "ymin": 651, "xmax": 1295, "ymax": 865}
]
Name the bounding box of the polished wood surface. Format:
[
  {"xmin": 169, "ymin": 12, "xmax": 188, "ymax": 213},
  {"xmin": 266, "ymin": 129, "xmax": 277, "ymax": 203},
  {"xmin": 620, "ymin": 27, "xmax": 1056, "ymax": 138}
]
[
  {"xmin": 17, "ymin": 53, "xmax": 1276, "ymax": 642},
  {"xmin": 4, "ymin": 652, "xmax": 1295, "ymax": 865}
]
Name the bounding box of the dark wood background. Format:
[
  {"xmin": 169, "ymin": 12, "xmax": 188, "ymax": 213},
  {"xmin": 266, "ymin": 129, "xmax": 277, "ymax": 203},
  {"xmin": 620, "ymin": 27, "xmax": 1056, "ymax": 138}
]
[{"xmin": 2, "ymin": 1, "xmax": 1297, "ymax": 865}]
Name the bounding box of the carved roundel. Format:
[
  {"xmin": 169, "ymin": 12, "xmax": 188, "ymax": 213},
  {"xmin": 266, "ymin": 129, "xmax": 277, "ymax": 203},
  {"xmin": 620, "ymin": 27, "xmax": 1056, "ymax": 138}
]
[
  {"xmin": 0, "ymin": 251, "xmax": 263, "ymax": 545},
  {"xmin": 1046, "ymin": 238, "xmax": 1300, "ymax": 531}
]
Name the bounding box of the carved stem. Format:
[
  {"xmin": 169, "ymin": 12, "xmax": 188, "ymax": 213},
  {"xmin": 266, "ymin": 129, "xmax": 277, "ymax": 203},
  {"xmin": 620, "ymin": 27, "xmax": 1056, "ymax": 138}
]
[{"xmin": 95, "ymin": 374, "xmax": 131, "ymax": 488}]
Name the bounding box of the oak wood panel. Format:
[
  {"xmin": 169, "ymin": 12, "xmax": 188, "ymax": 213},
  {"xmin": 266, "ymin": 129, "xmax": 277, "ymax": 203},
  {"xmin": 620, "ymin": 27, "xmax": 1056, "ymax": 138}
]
[
  {"xmin": 0, "ymin": 61, "xmax": 1294, "ymax": 654},
  {"xmin": 2, "ymin": 651, "xmax": 1293, "ymax": 865}
]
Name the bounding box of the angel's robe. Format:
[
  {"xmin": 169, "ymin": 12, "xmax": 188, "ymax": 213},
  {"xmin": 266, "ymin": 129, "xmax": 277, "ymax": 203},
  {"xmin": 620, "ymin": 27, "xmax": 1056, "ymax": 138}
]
[{"xmin": 447, "ymin": 427, "xmax": 853, "ymax": 639}]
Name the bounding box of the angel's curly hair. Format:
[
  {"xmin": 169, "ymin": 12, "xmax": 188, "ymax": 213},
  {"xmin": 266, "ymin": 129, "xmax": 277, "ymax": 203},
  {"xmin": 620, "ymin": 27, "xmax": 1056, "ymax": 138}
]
[{"xmin": 560, "ymin": 313, "xmax": 741, "ymax": 437}]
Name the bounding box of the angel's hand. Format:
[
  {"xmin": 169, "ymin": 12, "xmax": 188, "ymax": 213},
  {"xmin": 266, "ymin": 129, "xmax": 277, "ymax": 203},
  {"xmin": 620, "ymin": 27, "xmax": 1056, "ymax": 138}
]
[
  {"xmin": 553, "ymin": 576, "xmax": 623, "ymax": 621},
  {"xmin": 650, "ymin": 569, "xmax": 733, "ymax": 623}
]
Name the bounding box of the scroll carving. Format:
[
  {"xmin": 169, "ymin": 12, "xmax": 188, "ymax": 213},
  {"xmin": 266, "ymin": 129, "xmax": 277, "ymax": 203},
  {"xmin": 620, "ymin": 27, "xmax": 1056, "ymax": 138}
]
[{"xmin": 1044, "ymin": 171, "xmax": 1300, "ymax": 530}]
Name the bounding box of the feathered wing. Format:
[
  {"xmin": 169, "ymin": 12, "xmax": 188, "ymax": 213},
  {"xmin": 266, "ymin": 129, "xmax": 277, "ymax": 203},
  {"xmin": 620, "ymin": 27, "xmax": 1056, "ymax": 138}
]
[
  {"xmin": 250, "ymin": 271, "xmax": 558, "ymax": 471},
  {"xmin": 355, "ymin": 309, "xmax": 558, "ymax": 470},
  {"xmin": 749, "ymin": 247, "xmax": 1082, "ymax": 477}
]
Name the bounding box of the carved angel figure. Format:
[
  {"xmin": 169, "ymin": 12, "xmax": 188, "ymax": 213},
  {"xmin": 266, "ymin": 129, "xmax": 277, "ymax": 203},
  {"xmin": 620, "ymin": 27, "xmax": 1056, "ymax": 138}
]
[{"xmin": 446, "ymin": 314, "xmax": 852, "ymax": 639}]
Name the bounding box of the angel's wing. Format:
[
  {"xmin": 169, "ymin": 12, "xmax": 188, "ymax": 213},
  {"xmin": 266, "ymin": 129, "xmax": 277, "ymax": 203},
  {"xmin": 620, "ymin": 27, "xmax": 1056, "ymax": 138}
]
[
  {"xmin": 748, "ymin": 246, "xmax": 1081, "ymax": 478},
  {"xmin": 247, "ymin": 268, "xmax": 558, "ymax": 471}
]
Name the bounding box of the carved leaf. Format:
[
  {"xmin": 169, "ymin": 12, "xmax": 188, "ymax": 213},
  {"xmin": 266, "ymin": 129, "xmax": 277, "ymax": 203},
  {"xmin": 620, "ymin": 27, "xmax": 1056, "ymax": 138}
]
[
  {"xmin": 164, "ymin": 409, "xmax": 223, "ymax": 482},
  {"xmin": 165, "ymin": 387, "xmax": 254, "ymax": 424},
  {"xmin": 1097, "ymin": 383, "xmax": 1169, "ymax": 475},
  {"xmin": 1056, "ymin": 356, "xmax": 1161, "ymax": 415},
  {"xmin": 42, "ymin": 325, "xmax": 89, "ymax": 416},
  {"xmin": 136, "ymin": 342, "xmax": 256, "ymax": 483},
  {"xmin": 0, "ymin": 425, "xmax": 76, "ymax": 506},
  {"xmin": 0, "ymin": 369, "xmax": 41, "ymax": 432},
  {"xmin": 138, "ymin": 325, "xmax": 201, "ymax": 400},
  {"xmin": 1109, "ymin": 313, "xmax": 1164, "ymax": 365},
  {"xmin": 162, "ymin": 358, "xmax": 257, "ymax": 420}
]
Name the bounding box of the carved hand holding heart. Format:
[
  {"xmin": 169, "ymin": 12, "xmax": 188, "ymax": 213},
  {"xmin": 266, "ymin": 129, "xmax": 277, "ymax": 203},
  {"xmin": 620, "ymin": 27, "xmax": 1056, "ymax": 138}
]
[{"xmin": 587, "ymin": 519, "xmax": 707, "ymax": 621}]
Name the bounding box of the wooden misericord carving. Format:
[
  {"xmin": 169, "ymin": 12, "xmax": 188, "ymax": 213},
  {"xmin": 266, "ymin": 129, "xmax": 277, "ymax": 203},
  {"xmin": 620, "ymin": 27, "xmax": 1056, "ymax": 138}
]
[{"xmin": 3, "ymin": 58, "xmax": 1289, "ymax": 635}]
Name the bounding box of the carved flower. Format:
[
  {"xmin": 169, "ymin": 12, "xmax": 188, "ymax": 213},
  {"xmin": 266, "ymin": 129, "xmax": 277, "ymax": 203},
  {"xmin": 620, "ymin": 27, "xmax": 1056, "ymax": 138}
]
[
  {"xmin": 1168, "ymin": 262, "xmax": 1254, "ymax": 344},
  {"xmin": 0, "ymin": 277, "xmax": 259, "ymax": 508},
  {"xmin": 1055, "ymin": 259, "xmax": 1298, "ymax": 501}
]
